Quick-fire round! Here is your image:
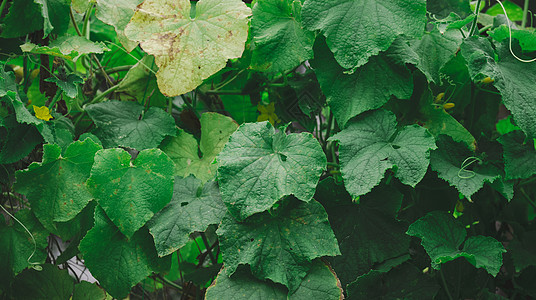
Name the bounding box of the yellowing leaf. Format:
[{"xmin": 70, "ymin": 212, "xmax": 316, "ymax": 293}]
[
  {"xmin": 124, "ymin": 0, "xmax": 251, "ymax": 96},
  {"xmin": 32, "ymin": 105, "xmax": 53, "ymax": 121}
]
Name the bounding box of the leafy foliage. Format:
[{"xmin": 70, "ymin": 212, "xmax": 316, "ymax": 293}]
[{"xmin": 2, "ymin": 0, "xmax": 536, "ymax": 298}]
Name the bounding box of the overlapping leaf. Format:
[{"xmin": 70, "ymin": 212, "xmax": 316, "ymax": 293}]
[
  {"xmin": 217, "ymin": 200, "xmax": 340, "ymax": 292},
  {"xmin": 430, "ymin": 135, "xmax": 500, "ymax": 199},
  {"xmin": 407, "ymin": 211, "xmax": 506, "ymax": 276},
  {"xmin": 205, "ymin": 261, "xmax": 342, "ymax": 300},
  {"xmin": 461, "ymin": 37, "xmax": 536, "ymax": 138},
  {"xmin": 14, "ymin": 139, "xmax": 102, "ymax": 231},
  {"xmin": 34, "ymin": 0, "xmax": 70, "ymax": 37},
  {"xmin": 124, "ymin": 0, "xmax": 251, "ymax": 96},
  {"xmin": 311, "ymin": 38, "xmax": 415, "ymax": 128},
  {"xmin": 217, "ymin": 121, "xmax": 326, "ymax": 221},
  {"xmin": 11, "ymin": 264, "xmax": 74, "ymax": 299},
  {"xmin": 162, "ymin": 112, "xmax": 237, "ymax": 182},
  {"xmin": 0, "ymin": 210, "xmax": 48, "ymax": 287},
  {"xmin": 86, "ymin": 148, "xmax": 174, "ymax": 238},
  {"xmin": 147, "ymin": 176, "xmax": 226, "ymax": 257},
  {"xmin": 302, "ymin": 0, "xmax": 426, "ymax": 71},
  {"xmin": 498, "ymin": 131, "xmax": 536, "ymax": 180},
  {"xmin": 85, "ymin": 100, "xmax": 176, "ymax": 150},
  {"xmin": 79, "ymin": 207, "xmax": 170, "ymax": 299},
  {"xmin": 317, "ymin": 179, "xmax": 410, "ymax": 287},
  {"xmin": 250, "ymin": 0, "xmax": 314, "ymax": 74},
  {"xmin": 95, "ymin": 0, "xmax": 143, "ymax": 52},
  {"xmin": 329, "ymin": 109, "xmax": 437, "ymax": 197}
]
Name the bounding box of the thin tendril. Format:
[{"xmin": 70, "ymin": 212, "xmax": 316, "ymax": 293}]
[
  {"xmin": 458, "ymin": 156, "xmax": 483, "ymax": 179},
  {"xmin": 0, "ymin": 204, "xmax": 42, "ymax": 271},
  {"xmin": 494, "ymin": 0, "xmax": 536, "ymax": 63}
]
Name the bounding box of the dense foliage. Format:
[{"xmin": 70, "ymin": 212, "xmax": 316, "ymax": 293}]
[{"xmin": 1, "ymin": 0, "xmax": 536, "ymax": 299}]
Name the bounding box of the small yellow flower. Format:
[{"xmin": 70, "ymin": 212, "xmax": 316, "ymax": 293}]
[
  {"xmin": 480, "ymin": 77, "xmax": 494, "ymax": 84},
  {"xmin": 257, "ymin": 102, "xmax": 280, "ymax": 125},
  {"xmin": 443, "ymin": 102, "xmax": 455, "ymax": 110},
  {"xmin": 33, "ymin": 105, "xmax": 53, "ymax": 121}
]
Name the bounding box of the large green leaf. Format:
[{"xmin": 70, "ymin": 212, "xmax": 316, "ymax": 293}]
[
  {"xmin": 72, "ymin": 281, "xmax": 107, "ymax": 300},
  {"xmin": 461, "ymin": 37, "xmax": 536, "ymax": 138},
  {"xmin": 20, "ymin": 36, "xmax": 109, "ymax": 61},
  {"xmin": 11, "ymin": 264, "xmax": 74, "ymax": 299},
  {"xmin": 498, "ymin": 131, "xmax": 536, "ymax": 180},
  {"xmin": 217, "ymin": 199, "xmax": 340, "ymax": 292},
  {"xmin": 509, "ymin": 231, "xmax": 536, "ymax": 272},
  {"xmin": 407, "ymin": 211, "xmax": 506, "ymax": 276},
  {"xmin": 317, "ymin": 180, "xmax": 410, "ymax": 287},
  {"xmin": 347, "ymin": 263, "xmax": 440, "ymax": 299},
  {"xmin": 311, "ymin": 37, "xmax": 415, "ymax": 128},
  {"xmin": 488, "ymin": 25, "xmax": 536, "ymax": 52},
  {"xmin": 411, "ymin": 27, "xmax": 463, "ymax": 84},
  {"xmin": 161, "ymin": 112, "xmax": 237, "ymax": 182},
  {"xmin": 147, "ymin": 176, "xmax": 226, "ymax": 257},
  {"xmin": 0, "ymin": 210, "xmax": 48, "ymax": 287},
  {"xmin": 124, "ymin": 0, "xmax": 251, "ymax": 96},
  {"xmin": 86, "ymin": 148, "xmax": 174, "ymax": 238},
  {"xmin": 217, "ymin": 121, "xmax": 326, "ymax": 221},
  {"xmin": 205, "ymin": 261, "xmax": 343, "ymax": 300},
  {"xmin": 426, "ymin": 0, "xmax": 472, "ymax": 19},
  {"xmin": 85, "ymin": 100, "xmax": 176, "ymax": 150},
  {"xmin": 95, "ymin": 0, "xmax": 143, "ymax": 52},
  {"xmin": 79, "ymin": 207, "xmax": 170, "ymax": 299},
  {"xmin": 302, "ymin": 0, "xmax": 426, "ymax": 71},
  {"xmin": 14, "ymin": 139, "xmax": 102, "ymax": 231},
  {"xmin": 250, "ymin": 0, "xmax": 314, "ymax": 74},
  {"xmin": 430, "ymin": 135, "xmax": 500, "ymax": 199},
  {"xmin": 329, "ymin": 109, "xmax": 437, "ymax": 197},
  {"xmin": 0, "ymin": 115, "xmax": 42, "ymax": 164}
]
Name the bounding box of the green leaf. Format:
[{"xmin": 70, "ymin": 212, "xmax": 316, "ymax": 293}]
[
  {"xmin": 217, "ymin": 121, "xmax": 326, "ymax": 221},
  {"xmin": 206, "ymin": 267, "xmax": 287, "ymax": 300},
  {"xmin": 488, "ymin": 25, "xmax": 536, "ymax": 52},
  {"xmin": 0, "ymin": 210, "xmax": 48, "ymax": 286},
  {"xmin": 347, "ymin": 263, "xmax": 440, "ymax": 299},
  {"xmin": 72, "ymin": 281, "xmax": 107, "ymax": 300},
  {"xmin": 486, "ymin": 0, "xmax": 523, "ymax": 21},
  {"xmin": 124, "ymin": 0, "xmax": 251, "ymax": 96},
  {"xmin": 411, "ymin": 27, "xmax": 463, "ymax": 84},
  {"xmin": 302, "ymin": 0, "xmax": 426, "ymax": 71},
  {"xmin": 217, "ymin": 199, "xmax": 340, "ymax": 292},
  {"xmin": 329, "ymin": 109, "xmax": 437, "ymax": 197},
  {"xmin": 87, "ymin": 148, "xmax": 174, "ymax": 238},
  {"xmin": 250, "ymin": 0, "xmax": 314, "ymax": 74},
  {"xmin": 461, "ymin": 37, "xmax": 536, "ymax": 138},
  {"xmin": 407, "ymin": 211, "xmax": 505, "ymax": 276},
  {"xmin": 0, "ymin": 115, "xmax": 42, "ymax": 164},
  {"xmin": 0, "ymin": 0, "xmax": 43, "ymax": 38},
  {"xmin": 79, "ymin": 207, "xmax": 171, "ymax": 299},
  {"xmin": 508, "ymin": 231, "xmax": 536, "ymax": 272},
  {"xmin": 426, "ymin": 0, "xmax": 472, "ymax": 19},
  {"xmin": 162, "ymin": 112, "xmax": 237, "ymax": 182},
  {"xmin": 45, "ymin": 73, "xmax": 84, "ymax": 98},
  {"xmin": 85, "ymin": 100, "xmax": 176, "ymax": 151},
  {"xmin": 20, "ymin": 35, "xmax": 109, "ymax": 61},
  {"xmin": 14, "ymin": 139, "xmax": 102, "ymax": 231},
  {"xmin": 11, "ymin": 264, "xmax": 74, "ymax": 299},
  {"xmin": 311, "ymin": 37, "xmax": 414, "ymax": 128},
  {"xmin": 95, "ymin": 0, "xmax": 143, "ymax": 52},
  {"xmin": 430, "ymin": 135, "xmax": 500, "ymax": 199},
  {"xmin": 498, "ymin": 131, "xmax": 536, "ymax": 180},
  {"xmin": 318, "ymin": 182, "xmax": 410, "ymax": 287},
  {"xmin": 115, "ymin": 55, "xmax": 168, "ymax": 107},
  {"xmin": 147, "ymin": 176, "xmax": 226, "ymax": 257},
  {"xmin": 206, "ymin": 260, "xmax": 343, "ymax": 300},
  {"xmin": 33, "ymin": 0, "xmax": 70, "ymax": 37}
]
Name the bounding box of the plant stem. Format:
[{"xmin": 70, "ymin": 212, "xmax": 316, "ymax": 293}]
[
  {"xmin": 99, "ymin": 65, "xmax": 134, "ymax": 75},
  {"xmin": 88, "ymin": 84, "xmax": 120, "ymax": 105},
  {"xmin": 521, "ymin": 0, "xmax": 530, "ymax": 28},
  {"xmin": 200, "ymin": 232, "xmax": 217, "ymax": 265},
  {"xmin": 0, "ymin": 0, "xmax": 8, "ymax": 20},
  {"xmin": 469, "ymin": 0, "xmax": 483, "ymax": 37},
  {"xmin": 440, "ymin": 268, "xmax": 454, "ymax": 300},
  {"xmin": 69, "ymin": 7, "xmax": 83, "ymax": 37},
  {"xmin": 205, "ymin": 89, "xmax": 245, "ymax": 95},
  {"xmin": 157, "ymin": 275, "xmax": 183, "ymax": 291},
  {"xmin": 520, "ymin": 188, "xmax": 536, "ymax": 210}
]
